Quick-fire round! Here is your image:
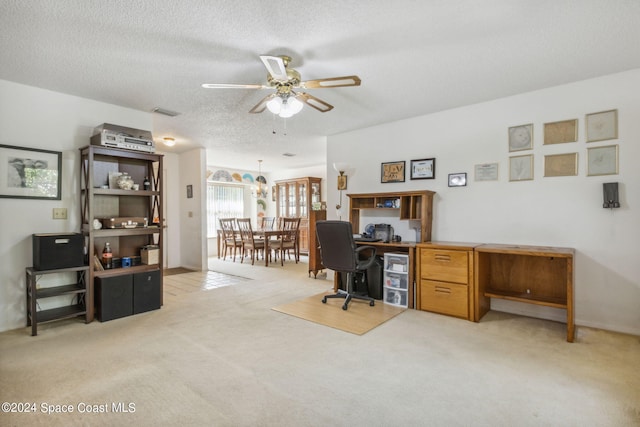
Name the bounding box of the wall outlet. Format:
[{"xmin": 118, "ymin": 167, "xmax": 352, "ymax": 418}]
[{"xmin": 52, "ymin": 208, "xmax": 67, "ymax": 220}]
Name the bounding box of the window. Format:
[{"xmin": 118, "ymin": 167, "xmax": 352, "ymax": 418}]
[{"xmin": 207, "ymin": 183, "xmax": 244, "ymax": 237}]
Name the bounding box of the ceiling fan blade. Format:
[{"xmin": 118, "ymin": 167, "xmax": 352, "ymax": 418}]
[
  {"xmin": 260, "ymin": 55, "xmax": 289, "ymax": 81},
  {"xmin": 299, "ymin": 75, "xmax": 361, "ymax": 89},
  {"xmin": 202, "ymin": 83, "xmax": 266, "ymax": 89},
  {"xmin": 296, "ymin": 92, "xmax": 334, "ymax": 112},
  {"xmin": 249, "ymin": 93, "xmax": 277, "ymax": 114}
]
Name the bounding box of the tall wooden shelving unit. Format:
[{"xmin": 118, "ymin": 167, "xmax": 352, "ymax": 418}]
[
  {"xmin": 275, "ymin": 177, "xmax": 322, "ymax": 254},
  {"xmin": 80, "ymin": 145, "xmax": 163, "ymax": 321}
]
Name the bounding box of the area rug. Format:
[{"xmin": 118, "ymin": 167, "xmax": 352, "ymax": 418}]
[{"xmin": 272, "ymin": 292, "xmax": 406, "ymax": 335}]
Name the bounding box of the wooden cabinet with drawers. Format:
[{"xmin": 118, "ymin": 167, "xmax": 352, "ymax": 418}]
[{"xmin": 416, "ymin": 242, "xmax": 481, "ymax": 320}]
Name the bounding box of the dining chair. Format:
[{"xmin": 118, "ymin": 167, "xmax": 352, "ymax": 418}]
[
  {"xmin": 236, "ymin": 218, "xmax": 265, "ymax": 265},
  {"xmin": 260, "ymin": 216, "xmax": 276, "ymax": 230},
  {"xmin": 270, "ymin": 217, "xmax": 301, "ymax": 266},
  {"xmin": 219, "ymin": 218, "xmax": 242, "ymax": 262}
]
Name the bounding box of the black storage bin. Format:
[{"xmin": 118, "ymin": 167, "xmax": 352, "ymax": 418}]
[
  {"xmin": 32, "ymin": 233, "xmax": 84, "ymax": 271},
  {"xmin": 133, "ymin": 270, "xmax": 161, "ymax": 314},
  {"xmin": 366, "ymin": 256, "xmax": 384, "ymax": 300},
  {"xmin": 95, "ymin": 275, "xmax": 133, "ymax": 322}
]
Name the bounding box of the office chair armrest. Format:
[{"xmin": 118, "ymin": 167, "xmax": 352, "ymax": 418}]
[{"xmin": 355, "ymin": 245, "xmax": 377, "ymax": 269}]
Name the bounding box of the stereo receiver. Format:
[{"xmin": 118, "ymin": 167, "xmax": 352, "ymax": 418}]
[{"xmin": 91, "ymin": 123, "xmax": 155, "ymax": 153}]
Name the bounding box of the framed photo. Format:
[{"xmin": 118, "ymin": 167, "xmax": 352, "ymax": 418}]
[
  {"xmin": 509, "ymin": 154, "xmax": 533, "ymax": 181},
  {"xmin": 186, "ymin": 184, "xmax": 193, "ymax": 198},
  {"xmin": 586, "ymin": 109, "xmax": 617, "ymax": 142},
  {"xmin": 410, "ymin": 158, "xmax": 435, "ymax": 180},
  {"xmin": 337, "ymin": 174, "xmax": 347, "ymax": 190},
  {"xmin": 587, "ymin": 145, "xmax": 618, "ymax": 176},
  {"xmin": 544, "ymin": 119, "xmax": 578, "ymax": 145},
  {"xmin": 474, "ymin": 163, "xmax": 499, "ymax": 181},
  {"xmin": 544, "ymin": 153, "xmax": 578, "ymax": 177},
  {"xmin": 448, "ymin": 173, "xmax": 467, "ymax": 187},
  {"xmin": 381, "ymin": 161, "xmax": 405, "ymax": 183},
  {"xmin": 508, "ymin": 123, "xmax": 533, "ymax": 152},
  {"xmin": 0, "ymin": 144, "xmax": 61, "ymax": 200}
]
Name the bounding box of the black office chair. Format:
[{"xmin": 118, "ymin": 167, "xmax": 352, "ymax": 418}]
[{"xmin": 316, "ymin": 220, "xmax": 377, "ymax": 310}]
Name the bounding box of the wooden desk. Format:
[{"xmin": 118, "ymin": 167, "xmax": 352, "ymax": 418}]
[
  {"xmin": 334, "ymin": 241, "xmax": 417, "ymax": 308},
  {"xmin": 474, "ymin": 244, "xmax": 575, "ymax": 342}
]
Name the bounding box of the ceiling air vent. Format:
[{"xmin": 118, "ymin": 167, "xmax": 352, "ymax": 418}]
[
  {"xmin": 151, "ymin": 107, "xmax": 181, "ymax": 117},
  {"xmin": 282, "ymin": 152, "xmax": 296, "ymax": 157}
]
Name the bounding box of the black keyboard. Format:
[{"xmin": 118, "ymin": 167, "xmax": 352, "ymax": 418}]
[{"xmin": 354, "ymin": 237, "xmax": 382, "ymax": 243}]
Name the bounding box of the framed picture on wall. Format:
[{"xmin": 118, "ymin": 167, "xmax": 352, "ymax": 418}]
[
  {"xmin": 410, "ymin": 158, "xmax": 435, "ymax": 180},
  {"xmin": 0, "ymin": 144, "xmax": 62, "ymax": 200},
  {"xmin": 544, "ymin": 153, "xmax": 578, "ymax": 177},
  {"xmin": 508, "ymin": 123, "xmax": 533, "ymax": 152},
  {"xmin": 586, "ymin": 109, "xmax": 618, "ymax": 142},
  {"xmin": 544, "ymin": 119, "xmax": 578, "ymax": 145},
  {"xmin": 587, "ymin": 145, "xmax": 618, "ymax": 176},
  {"xmin": 509, "ymin": 154, "xmax": 533, "ymax": 181},
  {"xmin": 474, "ymin": 163, "xmax": 499, "ymax": 181},
  {"xmin": 381, "ymin": 161, "xmax": 405, "ymax": 183},
  {"xmin": 448, "ymin": 173, "xmax": 467, "ymax": 187}
]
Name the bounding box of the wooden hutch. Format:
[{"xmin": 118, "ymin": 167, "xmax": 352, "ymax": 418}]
[{"xmin": 275, "ymin": 177, "xmax": 322, "ymax": 255}]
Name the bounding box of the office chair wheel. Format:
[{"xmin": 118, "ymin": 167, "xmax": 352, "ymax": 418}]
[
  {"xmin": 322, "ymin": 297, "xmax": 327, "ymax": 304},
  {"xmin": 342, "ymin": 303, "xmax": 348, "ymax": 310},
  {"xmin": 370, "ymin": 301, "xmax": 375, "ymax": 306}
]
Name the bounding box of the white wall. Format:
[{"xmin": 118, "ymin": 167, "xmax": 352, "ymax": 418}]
[
  {"xmin": 327, "ymin": 69, "xmax": 640, "ymax": 336},
  {"xmin": 161, "ymin": 152, "xmax": 181, "ymax": 268},
  {"xmin": 0, "ymin": 79, "xmax": 154, "ymax": 332},
  {"xmin": 179, "ymin": 148, "xmax": 207, "ymax": 271}
]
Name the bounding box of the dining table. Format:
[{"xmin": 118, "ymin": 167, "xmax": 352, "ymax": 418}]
[{"xmin": 217, "ymin": 228, "xmax": 298, "ymax": 267}]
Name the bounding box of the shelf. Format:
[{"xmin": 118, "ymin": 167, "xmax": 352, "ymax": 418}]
[
  {"xmin": 80, "ymin": 144, "xmax": 165, "ymax": 323},
  {"xmin": 30, "ymin": 304, "xmax": 86, "ymax": 324},
  {"xmin": 35, "ymin": 284, "xmax": 86, "ymax": 299},
  {"xmin": 384, "ymin": 269, "xmax": 408, "ymax": 275},
  {"xmin": 26, "ymin": 265, "xmax": 89, "ymax": 275},
  {"xmin": 94, "ymin": 264, "xmax": 159, "ymax": 278},
  {"xmin": 86, "ymin": 226, "xmax": 161, "ymax": 237},
  {"xmin": 90, "ymin": 189, "xmax": 159, "ymax": 197},
  {"xmin": 484, "ymin": 289, "xmax": 567, "ymax": 309}
]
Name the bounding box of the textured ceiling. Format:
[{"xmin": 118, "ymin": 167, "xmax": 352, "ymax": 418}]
[{"xmin": 1, "ymin": 0, "xmax": 640, "ymax": 172}]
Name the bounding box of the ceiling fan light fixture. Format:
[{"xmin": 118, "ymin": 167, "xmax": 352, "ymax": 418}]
[
  {"xmin": 288, "ymin": 96, "xmax": 303, "ymax": 114},
  {"xmin": 266, "ymin": 96, "xmax": 283, "ymax": 114}
]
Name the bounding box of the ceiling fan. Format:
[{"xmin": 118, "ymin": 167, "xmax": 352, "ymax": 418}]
[{"xmin": 202, "ymin": 55, "xmax": 361, "ymax": 117}]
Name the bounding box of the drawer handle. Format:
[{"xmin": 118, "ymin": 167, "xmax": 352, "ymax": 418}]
[
  {"xmin": 435, "ymin": 286, "xmax": 451, "ymax": 294},
  {"xmin": 434, "ymin": 254, "xmax": 451, "ymax": 262}
]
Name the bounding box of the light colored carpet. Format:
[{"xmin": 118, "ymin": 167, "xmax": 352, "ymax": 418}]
[
  {"xmin": 0, "ymin": 257, "xmax": 639, "ymax": 426},
  {"xmin": 273, "ymin": 292, "xmax": 405, "ymax": 335}
]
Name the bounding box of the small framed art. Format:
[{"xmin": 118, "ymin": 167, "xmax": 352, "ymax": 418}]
[
  {"xmin": 448, "ymin": 173, "xmax": 467, "ymax": 187},
  {"xmin": 509, "ymin": 154, "xmax": 533, "ymax": 181},
  {"xmin": 508, "ymin": 123, "xmax": 533, "ymax": 152},
  {"xmin": 381, "ymin": 161, "xmax": 405, "ymax": 183},
  {"xmin": 474, "ymin": 163, "xmax": 499, "ymax": 181},
  {"xmin": 586, "ymin": 109, "xmax": 617, "ymax": 142},
  {"xmin": 186, "ymin": 184, "xmax": 193, "ymax": 198},
  {"xmin": 0, "ymin": 144, "xmax": 62, "ymax": 200},
  {"xmin": 544, "ymin": 153, "xmax": 578, "ymax": 177},
  {"xmin": 544, "ymin": 119, "xmax": 578, "ymax": 145},
  {"xmin": 587, "ymin": 145, "xmax": 618, "ymax": 176},
  {"xmin": 410, "ymin": 158, "xmax": 435, "ymax": 180}
]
